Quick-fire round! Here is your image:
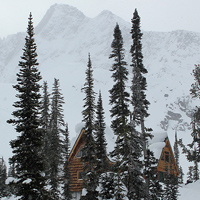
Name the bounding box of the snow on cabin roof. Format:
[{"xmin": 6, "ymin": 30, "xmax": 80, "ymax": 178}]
[
  {"xmin": 148, "ymin": 132, "xmax": 168, "ymax": 160},
  {"xmin": 70, "ymin": 123, "xmax": 116, "ymax": 155},
  {"xmin": 70, "ymin": 124, "xmax": 168, "ymax": 161}
]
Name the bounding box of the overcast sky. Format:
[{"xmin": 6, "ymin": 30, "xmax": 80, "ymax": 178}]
[{"xmin": 0, "ymin": 0, "xmax": 200, "ymax": 38}]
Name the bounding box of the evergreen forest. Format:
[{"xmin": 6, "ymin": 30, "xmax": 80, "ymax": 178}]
[{"xmin": 1, "ymin": 8, "xmax": 200, "ymax": 200}]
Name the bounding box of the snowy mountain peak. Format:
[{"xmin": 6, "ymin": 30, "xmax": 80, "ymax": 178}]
[
  {"xmin": 35, "ymin": 4, "xmax": 88, "ymax": 40},
  {"xmin": 94, "ymin": 9, "xmax": 129, "ymax": 27}
]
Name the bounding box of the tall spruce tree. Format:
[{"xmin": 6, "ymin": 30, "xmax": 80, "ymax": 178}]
[
  {"xmin": 126, "ymin": 116, "xmax": 147, "ymax": 200},
  {"xmin": 130, "ymin": 9, "xmax": 151, "ymax": 159},
  {"xmin": 144, "ymin": 149, "xmax": 162, "ymax": 199},
  {"xmin": 0, "ymin": 157, "xmax": 7, "ymax": 197},
  {"xmin": 174, "ymin": 131, "xmax": 184, "ymax": 183},
  {"xmin": 94, "ymin": 91, "xmax": 109, "ymax": 173},
  {"xmin": 80, "ymin": 54, "xmax": 98, "ymax": 200},
  {"xmin": 95, "ymin": 91, "xmax": 112, "ymax": 200},
  {"xmin": 49, "ymin": 78, "xmax": 65, "ymax": 199},
  {"xmin": 41, "ymin": 81, "xmax": 51, "ymax": 177},
  {"xmin": 174, "ymin": 131, "xmax": 180, "ymax": 168},
  {"xmin": 163, "ymin": 162, "xmax": 179, "ymax": 200},
  {"xmin": 179, "ymin": 64, "xmax": 200, "ymax": 182},
  {"xmin": 109, "ymin": 23, "xmax": 130, "ymax": 155},
  {"xmin": 7, "ymin": 13, "xmax": 50, "ymax": 200},
  {"xmin": 109, "ymin": 23, "xmax": 130, "ymax": 199},
  {"xmin": 62, "ymin": 123, "xmax": 72, "ymax": 200}
]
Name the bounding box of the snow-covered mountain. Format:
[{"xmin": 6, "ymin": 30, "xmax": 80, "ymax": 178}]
[{"xmin": 0, "ymin": 3, "xmax": 199, "ymax": 182}]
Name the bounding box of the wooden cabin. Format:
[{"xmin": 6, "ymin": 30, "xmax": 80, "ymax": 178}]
[
  {"xmin": 68, "ymin": 128, "xmax": 85, "ymax": 200},
  {"xmin": 69, "ymin": 129, "xmax": 179, "ymax": 199},
  {"xmin": 148, "ymin": 132, "xmax": 179, "ymax": 181}
]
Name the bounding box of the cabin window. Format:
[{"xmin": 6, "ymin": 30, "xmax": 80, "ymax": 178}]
[
  {"xmin": 165, "ymin": 152, "xmax": 169, "ymax": 162},
  {"xmin": 161, "ymin": 154, "xmax": 164, "ymax": 161},
  {"xmin": 76, "ymin": 148, "xmax": 86, "ymax": 158},
  {"xmin": 76, "ymin": 150, "xmax": 82, "ymax": 158},
  {"xmin": 78, "ymin": 171, "xmax": 84, "ymax": 180},
  {"xmin": 158, "ymin": 171, "xmax": 164, "ymax": 182}
]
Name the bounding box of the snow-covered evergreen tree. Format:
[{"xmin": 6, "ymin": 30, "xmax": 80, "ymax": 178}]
[
  {"xmin": 126, "ymin": 116, "xmax": 147, "ymax": 200},
  {"xmin": 80, "ymin": 54, "xmax": 98, "ymax": 200},
  {"xmin": 179, "ymin": 64, "xmax": 200, "ymax": 183},
  {"xmin": 187, "ymin": 166, "xmax": 194, "ymax": 183},
  {"xmin": 99, "ymin": 172, "xmax": 115, "ymax": 200},
  {"xmin": 0, "ymin": 157, "xmax": 7, "ymax": 197},
  {"xmin": 130, "ymin": 8, "xmax": 151, "ymax": 159},
  {"xmin": 109, "ymin": 23, "xmax": 130, "ymax": 199},
  {"xmin": 49, "ymin": 78, "xmax": 65, "ymax": 199},
  {"xmin": 162, "ymin": 162, "xmax": 179, "ymax": 200},
  {"xmin": 94, "ymin": 91, "xmax": 109, "ymax": 173},
  {"xmin": 7, "ymin": 13, "xmax": 50, "ymax": 200},
  {"xmin": 174, "ymin": 131, "xmax": 184, "ymax": 184},
  {"xmin": 144, "ymin": 149, "xmax": 162, "ymax": 200},
  {"xmin": 174, "ymin": 131, "xmax": 180, "ymax": 168},
  {"xmin": 41, "ymin": 81, "xmax": 51, "ymax": 177},
  {"xmin": 109, "ymin": 23, "xmax": 130, "ymax": 156},
  {"xmin": 62, "ymin": 123, "xmax": 72, "ymax": 200}
]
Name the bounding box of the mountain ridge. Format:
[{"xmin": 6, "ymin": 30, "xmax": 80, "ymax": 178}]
[{"xmin": 0, "ymin": 4, "xmax": 199, "ymax": 178}]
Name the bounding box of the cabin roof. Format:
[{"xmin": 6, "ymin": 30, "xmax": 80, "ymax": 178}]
[
  {"xmin": 148, "ymin": 132, "xmax": 168, "ymax": 160},
  {"xmin": 70, "ymin": 125, "xmax": 172, "ymax": 162},
  {"xmin": 70, "ymin": 123, "xmax": 116, "ymax": 160}
]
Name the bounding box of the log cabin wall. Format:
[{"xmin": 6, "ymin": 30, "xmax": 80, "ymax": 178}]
[
  {"xmin": 157, "ymin": 138, "xmax": 179, "ymax": 180},
  {"xmin": 69, "ymin": 129, "xmax": 85, "ymax": 192}
]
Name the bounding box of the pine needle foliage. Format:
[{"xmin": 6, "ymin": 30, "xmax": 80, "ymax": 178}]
[
  {"xmin": 130, "ymin": 9, "xmax": 150, "ymax": 123},
  {"xmin": 94, "ymin": 91, "xmax": 109, "ymax": 173},
  {"xmin": 7, "ymin": 13, "xmax": 50, "ymax": 200},
  {"xmin": 109, "ymin": 23, "xmax": 130, "ymax": 139},
  {"xmin": 62, "ymin": 123, "xmax": 72, "ymax": 200},
  {"xmin": 0, "ymin": 157, "xmax": 7, "ymax": 197},
  {"xmin": 109, "ymin": 23, "xmax": 130, "ymax": 199},
  {"xmin": 49, "ymin": 78, "xmax": 65, "ymax": 199},
  {"xmin": 81, "ymin": 54, "xmax": 98, "ymax": 200},
  {"xmin": 41, "ymin": 81, "xmax": 51, "ymax": 177}
]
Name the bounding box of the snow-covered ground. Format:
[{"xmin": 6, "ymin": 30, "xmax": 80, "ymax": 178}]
[{"xmin": 179, "ymin": 181, "xmax": 200, "ymax": 200}]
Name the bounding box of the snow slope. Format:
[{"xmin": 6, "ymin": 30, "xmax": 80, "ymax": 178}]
[{"xmin": 0, "ymin": 4, "xmax": 200, "ymax": 197}]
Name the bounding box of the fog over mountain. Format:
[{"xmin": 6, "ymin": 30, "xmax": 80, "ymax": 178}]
[{"xmin": 0, "ymin": 4, "xmax": 200, "ymax": 180}]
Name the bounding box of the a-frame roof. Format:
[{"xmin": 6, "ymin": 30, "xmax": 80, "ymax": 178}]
[{"xmin": 69, "ymin": 128, "xmax": 85, "ymax": 161}]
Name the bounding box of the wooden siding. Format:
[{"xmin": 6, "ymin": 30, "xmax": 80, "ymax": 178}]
[
  {"xmin": 69, "ymin": 157, "xmax": 84, "ymax": 192},
  {"xmin": 68, "ymin": 129, "xmax": 179, "ymax": 192},
  {"xmin": 157, "ymin": 138, "xmax": 179, "ymax": 176},
  {"xmin": 69, "ymin": 129, "xmax": 85, "ymax": 192}
]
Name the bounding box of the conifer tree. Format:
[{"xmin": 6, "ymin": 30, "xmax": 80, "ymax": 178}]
[
  {"xmin": 163, "ymin": 162, "xmax": 179, "ymax": 200},
  {"xmin": 109, "ymin": 23, "xmax": 130, "ymax": 155},
  {"xmin": 62, "ymin": 123, "xmax": 72, "ymax": 200},
  {"xmin": 99, "ymin": 172, "xmax": 115, "ymax": 200},
  {"xmin": 95, "ymin": 91, "xmax": 112, "ymax": 199},
  {"xmin": 49, "ymin": 78, "xmax": 65, "ymax": 199},
  {"xmin": 174, "ymin": 131, "xmax": 180, "ymax": 168},
  {"xmin": 94, "ymin": 91, "xmax": 109, "ymax": 173},
  {"xmin": 174, "ymin": 131, "xmax": 184, "ymax": 184},
  {"xmin": 126, "ymin": 117, "xmax": 147, "ymax": 200},
  {"xmin": 144, "ymin": 149, "xmax": 162, "ymax": 200},
  {"xmin": 130, "ymin": 9, "xmax": 151, "ymax": 158},
  {"xmin": 178, "ymin": 166, "xmax": 184, "ymax": 184},
  {"xmin": 189, "ymin": 64, "xmax": 200, "ymax": 166},
  {"xmin": 109, "ymin": 23, "xmax": 130, "ymax": 199},
  {"xmin": 80, "ymin": 54, "xmax": 98, "ymax": 200},
  {"xmin": 7, "ymin": 13, "xmax": 50, "ymax": 200},
  {"xmin": 0, "ymin": 157, "xmax": 7, "ymax": 197},
  {"xmin": 187, "ymin": 166, "xmax": 193, "ymax": 183},
  {"xmin": 179, "ymin": 64, "xmax": 200, "ymax": 182},
  {"xmin": 41, "ymin": 81, "xmax": 51, "ymax": 177}
]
